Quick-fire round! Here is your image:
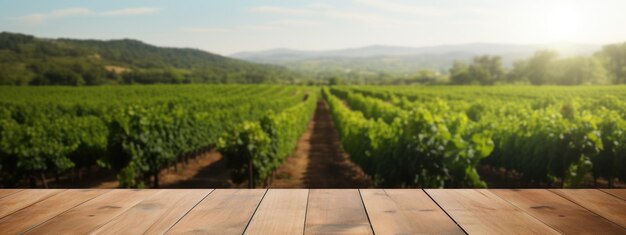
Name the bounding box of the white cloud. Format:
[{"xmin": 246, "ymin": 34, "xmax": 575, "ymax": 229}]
[
  {"xmin": 248, "ymin": 6, "xmax": 315, "ymax": 16},
  {"xmin": 306, "ymin": 3, "xmax": 333, "ymax": 10},
  {"xmin": 101, "ymin": 7, "xmax": 160, "ymax": 16},
  {"xmin": 353, "ymin": 0, "xmax": 447, "ymax": 16},
  {"xmin": 248, "ymin": 4, "xmax": 420, "ymax": 27},
  {"xmin": 9, "ymin": 7, "xmax": 160, "ymax": 25},
  {"xmin": 182, "ymin": 27, "xmax": 228, "ymax": 33},
  {"xmin": 324, "ymin": 9, "xmax": 403, "ymax": 25},
  {"xmin": 9, "ymin": 8, "xmax": 92, "ymax": 24},
  {"xmin": 243, "ymin": 25, "xmax": 281, "ymax": 31},
  {"xmin": 271, "ymin": 19, "xmax": 323, "ymax": 27},
  {"xmin": 242, "ymin": 19, "xmax": 323, "ymax": 31}
]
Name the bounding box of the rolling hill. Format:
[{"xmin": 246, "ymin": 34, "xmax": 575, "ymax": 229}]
[
  {"xmin": 232, "ymin": 43, "xmax": 601, "ymax": 77},
  {"xmin": 0, "ymin": 32, "xmax": 296, "ymax": 85}
]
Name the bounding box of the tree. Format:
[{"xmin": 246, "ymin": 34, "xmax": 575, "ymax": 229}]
[
  {"xmin": 468, "ymin": 56, "xmax": 504, "ymax": 85},
  {"xmin": 555, "ymin": 56, "xmax": 608, "ymax": 85},
  {"xmin": 449, "ymin": 61, "xmax": 471, "ymax": 84},
  {"xmin": 507, "ymin": 60, "xmax": 528, "ymax": 83},
  {"xmin": 328, "ymin": 76, "xmax": 343, "ymax": 86},
  {"xmin": 526, "ymin": 50, "xmax": 559, "ymax": 85},
  {"xmin": 599, "ymin": 43, "xmax": 626, "ymax": 84}
]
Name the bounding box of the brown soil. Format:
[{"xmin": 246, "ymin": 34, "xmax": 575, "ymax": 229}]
[
  {"xmin": 270, "ymin": 100, "xmax": 372, "ymax": 188},
  {"xmin": 39, "ymin": 151, "xmax": 239, "ymax": 189},
  {"xmin": 49, "ymin": 100, "xmax": 373, "ymax": 189},
  {"xmin": 159, "ymin": 151, "xmax": 244, "ymax": 188},
  {"xmin": 28, "ymin": 98, "xmax": 624, "ymax": 189}
]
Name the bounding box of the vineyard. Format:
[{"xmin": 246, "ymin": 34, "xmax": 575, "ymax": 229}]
[
  {"xmin": 325, "ymin": 85, "xmax": 626, "ymax": 188},
  {"xmin": 0, "ymin": 85, "xmax": 625, "ymax": 188},
  {"xmin": 0, "ymin": 85, "xmax": 317, "ymax": 188}
]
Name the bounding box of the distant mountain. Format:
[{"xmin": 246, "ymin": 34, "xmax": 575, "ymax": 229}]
[
  {"xmin": 0, "ymin": 32, "xmax": 295, "ymax": 85},
  {"xmin": 232, "ymin": 43, "xmax": 601, "ymax": 76}
]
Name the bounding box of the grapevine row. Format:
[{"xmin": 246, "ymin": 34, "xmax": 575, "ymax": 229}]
[
  {"xmin": 323, "ymin": 88, "xmax": 492, "ymax": 188},
  {"xmin": 340, "ymin": 85, "xmax": 626, "ymax": 187},
  {"xmin": 0, "ymin": 85, "xmax": 313, "ymax": 188}
]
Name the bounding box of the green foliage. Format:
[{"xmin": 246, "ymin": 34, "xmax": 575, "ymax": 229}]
[
  {"xmin": 325, "ymin": 88, "xmax": 492, "ymax": 188},
  {"xmin": 449, "ymin": 61, "xmax": 471, "ymax": 85},
  {"xmin": 0, "ymin": 85, "xmax": 311, "ymax": 187},
  {"xmin": 218, "ymin": 121, "xmax": 271, "ymax": 184},
  {"xmin": 449, "ymin": 55, "xmax": 504, "ymax": 85},
  {"xmin": 343, "ymin": 85, "xmax": 626, "ymax": 187},
  {"xmin": 218, "ymin": 93, "xmax": 317, "ymax": 185},
  {"xmin": 599, "ymin": 42, "xmax": 626, "ymax": 84},
  {"xmin": 468, "ymin": 56, "xmax": 504, "ymax": 85},
  {"xmin": 508, "ymin": 51, "xmax": 609, "ymax": 85},
  {"xmin": 0, "ymin": 32, "xmax": 296, "ymax": 86}
]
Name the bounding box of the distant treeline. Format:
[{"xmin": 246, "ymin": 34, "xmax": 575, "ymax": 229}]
[
  {"xmin": 0, "ymin": 32, "xmax": 297, "ymax": 85},
  {"xmin": 447, "ymin": 45, "xmax": 626, "ymax": 85},
  {"xmin": 314, "ymin": 43, "xmax": 626, "ymax": 86},
  {"xmin": 2, "ymin": 32, "xmax": 626, "ymax": 86}
]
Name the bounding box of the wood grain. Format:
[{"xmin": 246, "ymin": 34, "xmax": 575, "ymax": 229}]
[
  {"xmin": 244, "ymin": 189, "xmax": 308, "ymax": 234},
  {"xmin": 493, "ymin": 189, "xmax": 625, "ymax": 234},
  {"xmin": 2, "ymin": 189, "xmax": 623, "ymax": 234},
  {"xmin": 551, "ymin": 189, "xmax": 626, "ymax": 227},
  {"xmin": 92, "ymin": 189, "xmax": 211, "ymax": 235},
  {"xmin": 426, "ymin": 189, "xmax": 560, "ymax": 235},
  {"xmin": 167, "ymin": 189, "xmax": 266, "ymax": 235},
  {"xmin": 0, "ymin": 189, "xmax": 64, "ymax": 219},
  {"xmin": 360, "ymin": 189, "xmax": 464, "ymax": 235},
  {"xmin": 305, "ymin": 189, "xmax": 373, "ymax": 235},
  {"xmin": 0, "ymin": 189, "xmax": 108, "ymax": 234},
  {"xmin": 601, "ymin": 189, "xmax": 626, "ymax": 201},
  {"xmin": 0, "ymin": 189, "xmax": 23, "ymax": 199},
  {"xmin": 25, "ymin": 189, "xmax": 158, "ymax": 234}
]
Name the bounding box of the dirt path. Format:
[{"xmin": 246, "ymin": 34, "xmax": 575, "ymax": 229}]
[
  {"xmin": 270, "ymin": 100, "xmax": 372, "ymax": 188},
  {"xmin": 43, "ymin": 100, "xmax": 372, "ymax": 189}
]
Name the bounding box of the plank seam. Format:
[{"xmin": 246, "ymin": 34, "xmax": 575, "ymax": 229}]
[
  {"xmin": 489, "ymin": 190, "xmax": 564, "ymax": 234},
  {"xmin": 163, "ymin": 189, "xmax": 216, "ymax": 234},
  {"xmin": 21, "ymin": 189, "xmax": 113, "ymax": 234},
  {"xmin": 598, "ymin": 189, "xmax": 626, "ymax": 202},
  {"xmin": 358, "ymin": 189, "xmax": 376, "ymax": 235},
  {"xmin": 303, "ymin": 189, "xmax": 310, "ymax": 235},
  {"xmin": 0, "ymin": 189, "xmax": 67, "ymax": 221},
  {"xmin": 0, "ymin": 189, "xmax": 24, "ymax": 200},
  {"xmin": 241, "ymin": 188, "xmax": 269, "ymax": 234},
  {"xmin": 422, "ymin": 189, "xmax": 468, "ymax": 235},
  {"xmin": 548, "ymin": 189, "xmax": 626, "ymax": 229}
]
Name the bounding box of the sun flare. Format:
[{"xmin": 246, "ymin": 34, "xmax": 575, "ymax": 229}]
[{"xmin": 543, "ymin": 5, "xmax": 583, "ymax": 41}]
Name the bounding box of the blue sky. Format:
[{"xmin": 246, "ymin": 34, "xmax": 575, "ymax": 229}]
[{"xmin": 1, "ymin": 0, "xmax": 625, "ymax": 55}]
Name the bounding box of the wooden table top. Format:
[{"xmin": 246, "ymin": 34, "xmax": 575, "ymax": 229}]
[{"xmin": 0, "ymin": 189, "xmax": 624, "ymax": 234}]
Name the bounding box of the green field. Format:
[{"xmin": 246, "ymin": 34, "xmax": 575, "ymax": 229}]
[
  {"xmin": 1, "ymin": 85, "xmax": 625, "ymax": 188},
  {"xmin": 0, "ymin": 85, "xmax": 316, "ymax": 187},
  {"xmin": 326, "ymin": 85, "xmax": 626, "ymax": 188}
]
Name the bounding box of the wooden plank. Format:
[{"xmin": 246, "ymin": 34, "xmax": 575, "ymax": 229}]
[
  {"xmin": 167, "ymin": 189, "xmax": 266, "ymax": 235},
  {"xmin": 0, "ymin": 189, "xmax": 108, "ymax": 234},
  {"xmin": 426, "ymin": 189, "xmax": 560, "ymax": 234},
  {"xmin": 601, "ymin": 189, "xmax": 626, "ymax": 201},
  {"xmin": 551, "ymin": 189, "xmax": 626, "ymax": 227},
  {"xmin": 493, "ymin": 189, "xmax": 625, "ymax": 234},
  {"xmin": 0, "ymin": 189, "xmax": 64, "ymax": 219},
  {"xmin": 92, "ymin": 189, "xmax": 211, "ymax": 235},
  {"xmin": 360, "ymin": 189, "xmax": 464, "ymax": 235},
  {"xmin": 244, "ymin": 189, "xmax": 308, "ymax": 235},
  {"xmin": 25, "ymin": 189, "xmax": 159, "ymax": 234},
  {"xmin": 305, "ymin": 189, "xmax": 373, "ymax": 235},
  {"xmin": 0, "ymin": 189, "xmax": 23, "ymax": 199}
]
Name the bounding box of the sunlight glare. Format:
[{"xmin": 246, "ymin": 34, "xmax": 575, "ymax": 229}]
[{"xmin": 543, "ymin": 5, "xmax": 582, "ymax": 41}]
